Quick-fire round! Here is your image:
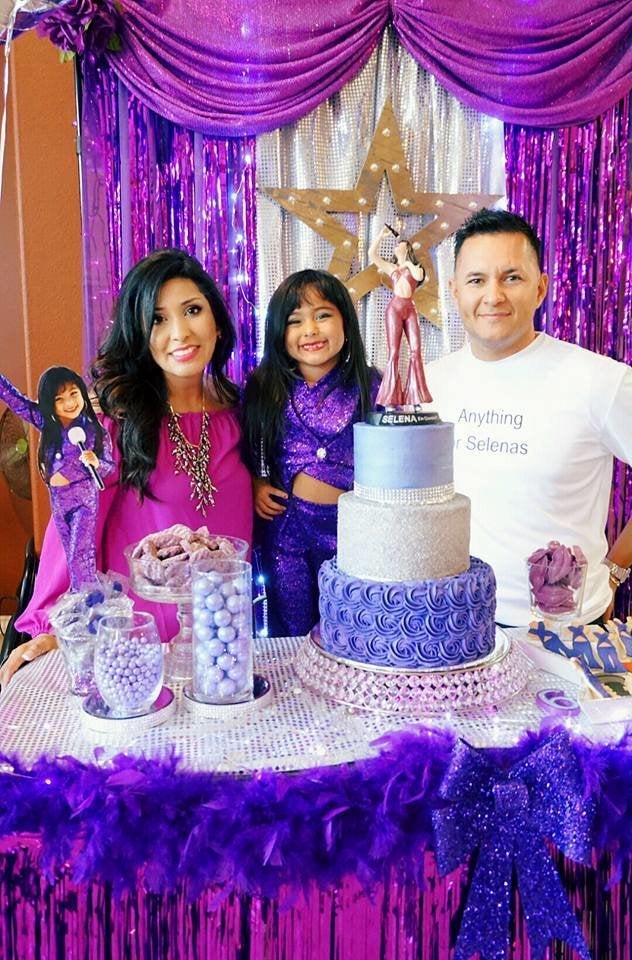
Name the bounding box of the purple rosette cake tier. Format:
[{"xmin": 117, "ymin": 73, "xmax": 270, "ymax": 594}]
[{"xmin": 318, "ymin": 557, "xmax": 497, "ymax": 670}]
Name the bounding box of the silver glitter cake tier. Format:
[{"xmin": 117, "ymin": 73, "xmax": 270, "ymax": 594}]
[
  {"xmin": 337, "ymin": 491, "xmax": 470, "ymax": 581},
  {"xmin": 295, "ymin": 628, "xmax": 529, "ymax": 714}
]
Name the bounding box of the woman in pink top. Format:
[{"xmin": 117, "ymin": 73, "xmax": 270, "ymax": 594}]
[
  {"xmin": 0, "ymin": 250, "xmax": 253, "ymax": 686},
  {"xmin": 368, "ymin": 224, "xmax": 432, "ymax": 408}
]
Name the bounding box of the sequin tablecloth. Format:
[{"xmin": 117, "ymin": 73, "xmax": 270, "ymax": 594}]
[
  {"xmin": 0, "ymin": 634, "xmax": 630, "ymax": 960},
  {"xmin": 0, "ymin": 632, "xmax": 613, "ymax": 771}
]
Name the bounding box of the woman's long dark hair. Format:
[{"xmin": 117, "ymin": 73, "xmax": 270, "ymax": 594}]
[
  {"xmin": 91, "ymin": 249, "xmax": 237, "ymax": 497},
  {"xmin": 242, "ymin": 270, "xmax": 374, "ymax": 485},
  {"xmin": 37, "ymin": 366, "xmax": 104, "ymax": 482}
]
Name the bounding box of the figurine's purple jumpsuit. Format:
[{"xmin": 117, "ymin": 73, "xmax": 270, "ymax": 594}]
[
  {"xmin": 0, "ymin": 374, "xmax": 113, "ymax": 590},
  {"xmin": 257, "ymin": 367, "xmax": 378, "ymax": 637},
  {"xmin": 375, "ymin": 265, "xmax": 432, "ymax": 407}
]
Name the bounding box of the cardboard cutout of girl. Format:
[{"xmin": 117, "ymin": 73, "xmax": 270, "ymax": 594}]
[
  {"xmin": 0, "ymin": 366, "xmax": 113, "ymax": 590},
  {"xmin": 369, "ymin": 224, "xmax": 433, "ymax": 408}
]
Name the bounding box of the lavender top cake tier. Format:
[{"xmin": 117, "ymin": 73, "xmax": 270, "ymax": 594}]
[{"xmin": 353, "ymin": 421, "xmax": 454, "ymax": 492}]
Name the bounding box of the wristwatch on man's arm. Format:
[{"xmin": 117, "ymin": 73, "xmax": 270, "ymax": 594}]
[{"xmin": 602, "ymin": 558, "xmax": 631, "ymax": 591}]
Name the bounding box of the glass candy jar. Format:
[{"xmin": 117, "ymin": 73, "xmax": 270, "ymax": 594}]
[
  {"xmin": 191, "ymin": 558, "xmax": 254, "ymax": 704},
  {"xmin": 527, "ymin": 542, "xmax": 588, "ymax": 623},
  {"xmin": 55, "ymin": 628, "xmax": 97, "ymax": 697},
  {"xmin": 94, "ymin": 612, "xmax": 164, "ymax": 716}
]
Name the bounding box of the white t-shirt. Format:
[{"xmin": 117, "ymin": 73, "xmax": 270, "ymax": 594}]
[{"xmin": 426, "ymin": 333, "xmax": 632, "ymax": 625}]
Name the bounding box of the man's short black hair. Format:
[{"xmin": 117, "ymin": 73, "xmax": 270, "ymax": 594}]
[{"xmin": 454, "ymin": 208, "xmax": 541, "ymax": 265}]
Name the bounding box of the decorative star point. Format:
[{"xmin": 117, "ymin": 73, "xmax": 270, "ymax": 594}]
[{"xmin": 262, "ymin": 101, "xmax": 502, "ymax": 326}]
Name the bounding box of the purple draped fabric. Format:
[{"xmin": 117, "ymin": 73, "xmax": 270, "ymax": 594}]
[
  {"xmin": 96, "ymin": 1, "xmax": 632, "ymax": 135},
  {"xmin": 7, "ymin": 2, "xmax": 632, "ymax": 129},
  {"xmin": 100, "ymin": 1, "xmax": 632, "ymax": 135},
  {"xmin": 105, "ymin": 0, "xmax": 389, "ymax": 136},
  {"xmin": 393, "ymin": 0, "xmax": 632, "ymax": 128}
]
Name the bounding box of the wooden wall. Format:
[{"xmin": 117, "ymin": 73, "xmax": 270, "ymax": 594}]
[{"xmin": 0, "ymin": 31, "xmax": 82, "ymax": 609}]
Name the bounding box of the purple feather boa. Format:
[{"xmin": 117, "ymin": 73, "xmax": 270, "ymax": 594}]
[{"xmin": 0, "ymin": 726, "xmax": 631, "ymax": 896}]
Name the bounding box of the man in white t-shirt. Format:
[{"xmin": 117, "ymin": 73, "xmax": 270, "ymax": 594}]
[{"xmin": 426, "ymin": 209, "xmax": 632, "ymax": 626}]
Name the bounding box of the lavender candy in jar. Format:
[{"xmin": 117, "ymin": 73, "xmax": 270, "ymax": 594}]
[
  {"xmin": 191, "ymin": 558, "xmax": 254, "ymax": 704},
  {"xmin": 94, "ymin": 612, "xmax": 164, "ymax": 717}
]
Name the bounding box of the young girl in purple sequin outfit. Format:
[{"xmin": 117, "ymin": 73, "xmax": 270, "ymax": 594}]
[
  {"xmin": 0, "ymin": 367, "xmax": 113, "ymax": 590},
  {"xmin": 243, "ymin": 270, "xmax": 378, "ymax": 637}
]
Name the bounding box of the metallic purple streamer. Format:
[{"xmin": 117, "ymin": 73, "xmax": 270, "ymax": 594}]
[
  {"xmin": 79, "ymin": 61, "xmax": 258, "ymax": 383},
  {"xmin": 505, "ymin": 95, "xmax": 632, "ymax": 618},
  {"xmin": 80, "ymin": 57, "xmax": 123, "ymax": 369},
  {"xmin": 1, "ymin": 839, "xmax": 631, "ymax": 959}
]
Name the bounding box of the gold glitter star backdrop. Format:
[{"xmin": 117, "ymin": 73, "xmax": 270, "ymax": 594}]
[{"xmin": 262, "ymin": 101, "xmax": 501, "ymax": 327}]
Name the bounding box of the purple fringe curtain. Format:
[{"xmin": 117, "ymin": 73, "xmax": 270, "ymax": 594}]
[
  {"xmin": 505, "ymin": 95, "xmax": 632, "ymax": 618},
  {"xmin": 2, "ymin": 838, "xmax": 630, "ymax": 960},
  {"xmin": 80, "ymin": 57, "xmax": 258, "ymax": 383}
]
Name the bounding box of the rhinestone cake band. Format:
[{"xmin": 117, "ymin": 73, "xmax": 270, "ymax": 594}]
[
  {"xmin": 353, "ymin": 481, "xmax": 455, "ymax": 505},
  {"xmin": 295, "ymin": 628, "xmax": 530, "ymax": 714}
]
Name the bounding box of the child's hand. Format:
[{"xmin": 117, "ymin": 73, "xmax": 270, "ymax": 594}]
[
  {"xmin": 79, "ymin": 450, "xmax": 99, "ymax": 469},
  {"xmin": 253, "ymin": 478, "xmax": 288, "ymax": 520}
]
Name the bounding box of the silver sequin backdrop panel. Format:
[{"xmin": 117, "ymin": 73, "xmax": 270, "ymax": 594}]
[{"xmin": 256, "ymin": 29, "xmax": 506, "ymax": 367}]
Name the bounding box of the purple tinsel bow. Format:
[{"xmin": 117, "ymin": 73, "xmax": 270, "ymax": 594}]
[{"xmin": 432, "ymin": 731, "xmax": 594, "ymax": 960}]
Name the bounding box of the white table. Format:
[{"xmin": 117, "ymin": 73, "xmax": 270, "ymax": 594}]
[{"xmin": 0, "ymin": 631, "xmax": 606, "ymax": 772}]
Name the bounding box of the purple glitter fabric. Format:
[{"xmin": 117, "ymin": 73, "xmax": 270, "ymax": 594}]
[
  {"xmin": 12, "ymin": 3, "xmax": 632, "ymax": 129},
  {"xmin": 49, "ymin": 481, "xmax": 100, "ymax": 590},
  {"xmin": 276, "ymin": 367, "xmax": 364, "ymax": 492},
  {"xmin": 255, "ymin": 367, "xmax": 377, "ymax": 635},
  {"xmin": 83, "ymin": 1, "xmax": 632, "ymax": 133},
  {"xmin": 259, "ymin": 496, "xmax": 337, "ymax": 637}
]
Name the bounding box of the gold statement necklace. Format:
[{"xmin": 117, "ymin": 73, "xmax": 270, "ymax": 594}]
[{"xmin": 167, "ymin": 398, "xmax": 217, "ymax": 514}]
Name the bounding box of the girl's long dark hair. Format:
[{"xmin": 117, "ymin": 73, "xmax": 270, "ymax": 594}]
[
  {"xmin": 91, "ymin": 249, "xmax": 237, "ymax": 497},
  {"xmin": 37, "ymin": 366, "xmax": 104, "ymax": 482},
  {"xmin": 242, "ymin": 270, "xmax": 374, "ymax": 485}
]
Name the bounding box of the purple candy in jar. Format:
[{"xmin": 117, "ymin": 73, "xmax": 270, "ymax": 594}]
[
  {"xmin": 205, "ymin": 592, "xmax": 225, "ymax": 612},
  {"xmin": 94, "ymin": 612, "xmax": 163, "ymax": 716},
  {"xmin": 214, "ymin": 609, "xmax": 232, "ymax": 628},
  {"xmin": 194, "ymin": 608, "xmax": 214, "ymax": 627},
  {"xmin": 226, "ymin": 595, "xmax": 244, "ymax": 614},
  {"xmin": 217, "ymin": 678, "xmax": 237, "ymax": 697},
  {"xmin": 204, "ymin": 637, "xmax": 224, "ymax": 657},
  {"xmin": 190, "ymin": 558, "xmax": 254, "ymax": 705},
  {"xmin": 217, "ymin": 652, "xmax": 235, "ymax": 671}
]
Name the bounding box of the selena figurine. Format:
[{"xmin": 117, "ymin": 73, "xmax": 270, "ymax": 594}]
[
  {"xmin": 368, "ymin": 224, "xmax": 433, "ymax": 408},
  {"xmin": 0, "ymin": 366, "xmax": 113, "ymax": 590}
]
